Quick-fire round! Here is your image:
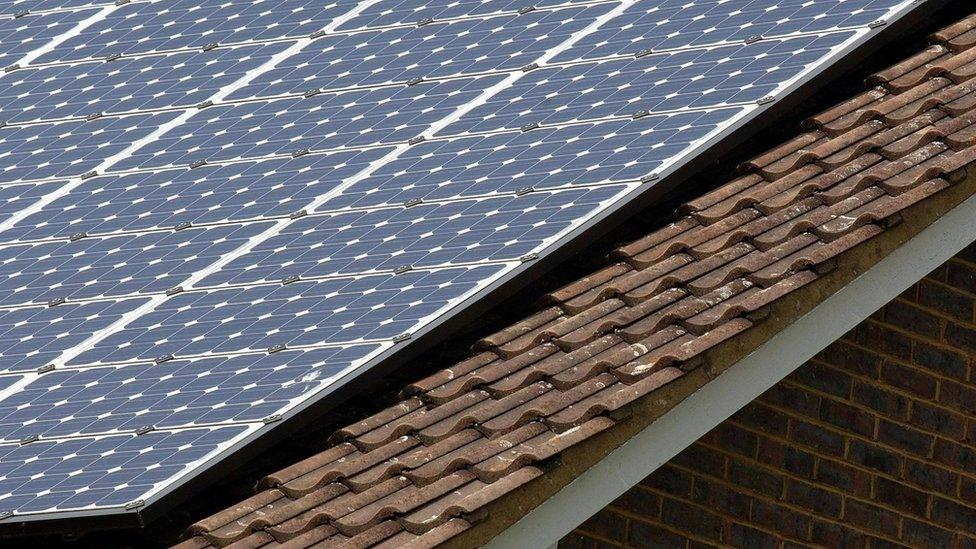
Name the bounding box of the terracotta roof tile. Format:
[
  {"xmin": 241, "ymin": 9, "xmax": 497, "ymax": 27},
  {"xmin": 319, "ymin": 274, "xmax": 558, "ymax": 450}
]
[{"xmin": 179, "ymin": 15, "xmax": 976, "ymax": 548}]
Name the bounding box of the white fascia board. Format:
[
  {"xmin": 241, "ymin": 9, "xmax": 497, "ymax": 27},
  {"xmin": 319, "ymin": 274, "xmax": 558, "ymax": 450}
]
[{"xmin": 485, "ymin": 189, "xmax": 976, "ymax": 549}]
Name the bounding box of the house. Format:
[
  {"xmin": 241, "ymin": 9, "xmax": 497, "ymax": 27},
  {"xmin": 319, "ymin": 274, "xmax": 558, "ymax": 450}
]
[{"xmin": 169, "ymin": 7, "xmax": 976, "ymax": 549}]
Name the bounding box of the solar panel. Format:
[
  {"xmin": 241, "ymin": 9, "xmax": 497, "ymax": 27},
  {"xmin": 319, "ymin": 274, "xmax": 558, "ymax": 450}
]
[{"xmin": 0, "ymin": 0, "xmax": 922, "ymax": 525}]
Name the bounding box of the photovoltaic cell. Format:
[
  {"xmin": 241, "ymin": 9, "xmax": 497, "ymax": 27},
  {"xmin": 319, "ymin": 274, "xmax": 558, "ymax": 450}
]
[
  {"xmin": 36, "ymin": 0, "xmax": 359, "ymax": 63},
  {"xmin": 0, "ymin": 43, "xmax": 291, "ymax": 122},
  {"xmin": 0, "ymin": 112, "xmax": 179, "ymax": 181},
  {"xmin": 229, "ymin": 3, "xmax": 615, "ymax": 98},
  {"xmin": 0, "ymin": 222, "xmax": 274, "ymax": 306},
  {"xmin": 0, "ymin": 148, "xmax": 394, "ymax": 240},
  {"xmin": 0, "ymin": 9, "xmax": 96, "ymax": 66},
  {"xmin": 116, "ymin": 76, "xmax": 504, "ymax": 170},
  {"xmin": 72, "ymin": 265, "xmax": 505, "ymax": 364},
  {"xmin": 0, "ymin": 346, "xmax": 379, "ymax": 442},
  {"xmin": 557, "ymin": 0, "xmax": 901, "ymax": 61},
  {"xmin": 336, "ymin": 0, "xmax": 580, "ymax": 29},
  {"xmin": 0, "ymin": 0, "xmax": 916, "ymax": 520}
]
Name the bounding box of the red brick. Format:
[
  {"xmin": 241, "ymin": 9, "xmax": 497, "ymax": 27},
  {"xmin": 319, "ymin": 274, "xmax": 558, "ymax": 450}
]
[
  {"xmin": 627, "ymin": 521, "xmax": 687, "ymax": 549},
  {"xmin": 791, "ymin": 419, "xmax": 846, "ymax": 457},
  {"xmin": 901, "ymin": 518, "xmax": 955, "ymax": 547},
  {"xmin": 690, "ymin": 477, "xmax": 751, "ymax": 520},
  {"xmin": 858, "ymin": 322, "xmax": 912, "ymax": 361},
  {"xmin": 729, "ymin": 459, "xmax": 783, "ymax": 498},
  {"xmin": 786, "ymin": 480, "xmax": 842, "ymax": 518},
  {"xmin": 946, "ymin": 260, "xmax": 976, "ymax": 295},
  {"xmin": 819, "ymin": 398, "xmax": 876, "ymax": 438},
  {"xmin": 751, "ymin": 500, "xmax": 811, "ymax": 540},
  {"xmin": 670, "ymin": 444, "xmax": 726, "ymax": 479},
  {"xmin": 660, "ymin": 498, "xmax": 723, "ymax": 541},
  {"xmin": 756, "ymin": 437, "xmax": 814, "ymax": 478},
  {"xmin": 931, "ymin": 495, "xmax": 976, "ymax": 530},
  {"xmin": 641, "ymin": 465, "xmax": 692, "ymax": 498},
  {"xmin": 843, "ymin": 499, "xmax": 900, "ymax": 537},
  {"xmin": 816, "ymin": 340, "xmax": 883, "ymax": 379},
  {"xmin": 612, "ymin": 486, "xmax": 660, "ymax": 516},
  {"xmin": 880, "ymin": 360, "xmax": 937, "ymax": 400},
  {"xmin": 945, "ymin": 320, "xmax": 976, "ymax": 354},
  {"xmin": 758, "ymin": 383, "xmax": 820, "ymax": 417},
  {"xmin": 933, "ymin": 438, "xmax": 976, "ymax": 474},
  {"xmin": 815, "ymin": 458, "xmax": 873, "ymax": 498},
  {"xmin": 578, "ymin": 509, "xmax": 628, "ymax": 543},
  {"xmin": 882, "ymin": 300, "xmax": 942, "ymax": 339},
  {"xmin": 877, "ymin": 420, "xmax": 934, "ymax": 456},
  {"xmin": 847, "ymin": 440, "xmax": 902, "ymax": 476},
  {"xmin": 702, "ymin": 422, "xmax": 757, "ymax": 459},
  {"xmin": 959, "ymin": 475, "xmax": 976, "ymax": 505},
  {"xmin": 939, "ymin": 379, "xmax": 976, "ymax": 416},
  {"xmin": 912, "ymin": 341, "xmax": 969, "ymax": 380},
  {"xmin": 725, "ymin": 523, "xmax": 779, "ymax": 548},
  {"xmin": 790, "ymin": 361, "xmax": 852, "ymax": 399},
  {"xmin": 811, "ymin": 519, "xmax": 867, "ymax": 547},
  {"xmin": 919, "ymin": 279, "xmax": 974, "ymax": 322},
  {"xmin": 903, "ymin": 458, "xmax": 958, "ymax": 494},
  {"xmin": 731, "ymin": 403, "xmax": 789, "ymax": 436},
  {"xmin": 852, "ymin": 380, "xmax": 909, "ymax": 420},
  {"xmin": 874, "ymin": 477, "xmax": 929, "ymax": 517},
  {"xmin": 910, "ymin": 401, "xmax": 966, "ymax": 440}
]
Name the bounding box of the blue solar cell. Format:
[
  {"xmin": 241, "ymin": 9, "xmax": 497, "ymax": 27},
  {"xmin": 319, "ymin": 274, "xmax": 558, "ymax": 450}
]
[
  {"xmin": 0, "ymin": 9, "xmax": 96, "ymax": 66},
  {"xmin": 230, "ymin": 3, "xmax": 615, "ymax": 98},
  {"xmin": 0, "ymin": 345, "xmax": 378, "ymax": 442},
  {"xmin": 329, "ymin": 109, "xmax": 743, "ymax": 209},
  {"xmin": 557, "ymin": 0, "xmax": 905, "ymax": 61},
  {"xmin": 337, "ymin": 0, "xmax": 582, "ymax": 30},
  {"xmin": 203, "ymin": 185, "xmax": 629, "ymax": 286},
  {"xmin": 36, "ymin": 0, "xmax": 358, "ymax": 63},
  {"xmin": 2, "ymin": 0, "xmax": 101, "ymax": 13},
  {"xmin": 0, "ymin": 425, "xmax": 248, "ymax": 512},
  {"xmin": 0, "ymin": 112, "xmax": 179, "ymax": 181},
  {"xmin": 0, "ymin": 181, "xmax": 59, "ymax": 226},
  {"xmin": 448, "ymin": 32, "xmax": 856, "ymax": 134},
  {"xmin": 0, "ymin": 43, "xmax": 290, "ymax": 123},
  {"xmin": 71, "ymin": 265, "xmax": 504, "ymax": 364},
  {"xmin": 3, "ymin": 148, "xmax": 393, "ymax": 240},
  {"xmin": 0, "ymin": 223, "xmax": 273, "ymax": 306},
  {"xmin": 0, "ymin": 298, "xmax": 147, "ymax": 373},
  {"xmin": 115, "ymin": 76, "xmax": 503, "ymax": 170}
]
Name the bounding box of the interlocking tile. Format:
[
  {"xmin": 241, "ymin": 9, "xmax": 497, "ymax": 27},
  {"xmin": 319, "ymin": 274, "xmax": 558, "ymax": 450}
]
[{"xmin": 177, "ymin": 14, "xmax": 976, "ymax": 549}]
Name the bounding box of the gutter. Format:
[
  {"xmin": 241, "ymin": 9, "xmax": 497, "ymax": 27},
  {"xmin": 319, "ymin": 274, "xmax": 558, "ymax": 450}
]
[{"xmin": 485, "ymin": 177, "xmax": 976, "ymax": 549}]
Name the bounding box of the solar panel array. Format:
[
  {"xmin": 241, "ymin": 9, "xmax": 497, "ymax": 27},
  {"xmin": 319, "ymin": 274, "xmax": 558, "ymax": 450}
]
[{"xmin": 0, "ymin": 0, "xmax": 917, "ymax": 521}]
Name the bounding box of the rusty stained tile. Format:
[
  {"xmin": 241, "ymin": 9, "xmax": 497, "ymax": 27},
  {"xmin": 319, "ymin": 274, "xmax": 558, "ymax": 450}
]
[
  {"xmin": 267, "ymin": 477, "xmax": 410, "ymax": 541},
  {"xmin": 546, "ymin": 262, "xmax": 633, "ymax": 306},
  {"xmin": 681, "ymin": 173, "xmax": 765, "ymax": 219},
  {"xmin": 476, "ymin": 418, "xmax": 616, "ymax": 478},
  {"xmin": 487, "ymin": 334, "xmax": 623, "ymax": 395},
  {"xmin": 807, "ymin": 86, "xmax": 888, "ymax": 134},
  {"xmin": 352, "ymin": 390, "xmax": 490, "ymax": 451},
  {"xmin": 403, "ymin": 352, "xmax": 497, "ymax": 398},
  {"xmin": 424, "ymin": 344, "xmax": 559, "ymax": 405},
  {"xmin": 405, "ymin": 422, "xmax": 547, "ymax": 485},
  {"xmin": 400, "ymin": 467, "xmax": 543, "ymax": 534},
  {"xmin": 261, "ymin": 443, "xmax": 357, "ymax": 492},
  {"xmin": 333, "ymin": 472, "xmax": 475, "ymax": 535},
  {"xmin": 869, "ymin": 44, "xmax": 952, "ymax": 92},
  {"xmin": 375, "ymin": 518, "xmax": 472, "ymax": 549}
]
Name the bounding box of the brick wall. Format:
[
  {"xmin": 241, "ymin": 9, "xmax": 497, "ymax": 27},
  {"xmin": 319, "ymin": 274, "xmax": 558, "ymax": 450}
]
[{"xmin": 561, "ymin": 244, "xmax": 976, "ymax": 548}]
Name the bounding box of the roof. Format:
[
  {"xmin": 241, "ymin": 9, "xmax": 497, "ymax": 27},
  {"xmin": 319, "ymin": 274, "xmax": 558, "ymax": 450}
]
[{"xmin": 176, "ymin": 12, "xmax": 976, "ymax": 549}]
